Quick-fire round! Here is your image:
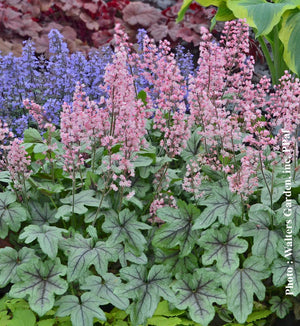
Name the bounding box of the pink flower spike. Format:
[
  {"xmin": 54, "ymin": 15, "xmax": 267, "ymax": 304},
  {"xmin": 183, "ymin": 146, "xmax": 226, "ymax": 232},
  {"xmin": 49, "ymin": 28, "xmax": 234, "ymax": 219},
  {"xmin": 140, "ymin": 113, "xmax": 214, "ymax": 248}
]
[{"xmin": 7, "ymin": 139, "xmax": 32, "ymax": 191}]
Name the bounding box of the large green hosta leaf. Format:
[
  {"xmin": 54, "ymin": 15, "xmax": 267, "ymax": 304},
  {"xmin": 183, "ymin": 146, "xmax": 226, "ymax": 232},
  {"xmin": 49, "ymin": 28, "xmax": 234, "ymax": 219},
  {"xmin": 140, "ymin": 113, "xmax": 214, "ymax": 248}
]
[
  {"xmin": 222, "ymin": 256, "xmax": 270, "ymax": 323},
  {"xmin": 242, "ymin": 204, "xmax": 280, "ymax": 264},
  {"xmin": 227, "ymin": 0, "xmax": 299, "ymax": 36},
  {"xmin": 213, "ymin": 2, "xmax": 235, "ymax": 22},
  {"xmin": 279, "ymin": 9, "xmax": 300, "ymax": 77},
  {"xmin": 172, "ymin": 269, "xmax": 226, "ymax": 326},
  {"xmin": 9, "ymin": 258, "xmax": 68, "ymax": 316},
  {"xmin": 0, "ymin": 247, "xmax": 38, "ymax": 287},
  {"xmin": 177, "ymin": 0, "xmax": 223, "ymax": 22},
  {"xmin": 60, "ymin": 234, "xmax": 118, "ymax": 281},
  {"xmin": 272, "ymin": 237, "xmax": 300, "ymax": 296},
  {"xmin": 0, "ymin": 192, "xmax": 28, "ymax": 238},
  {"xmin": 177, "ymin": 0, "xmax": 300, "ymax": 77},
  {"xmin": 193, "ymin": 185, "xmax": 243, "ymax": 229},
  {"xmin": 81, "ymin": 274, "xmax": 129, "ymax": 310},
  {"xmin": 102, "ymin": 209, "xmax": 151, "ymax": 256},
  {"xmin": 19, "ymin": 225, "xmax": 65, "ymax": 259},
  {"xmin": 152, "ymin": 200, "xmax": 201, "ymax": 257},
  {"xmin": 56, "ymin": 293, "xmax": 106, "ymax": 326},
  {"xmin": 198, "ymin": 224, "xmax": 248, "ymax": 274},
  {"xmin": 115, "ymin": 265, "xmax": 173, "ymax": 326}
]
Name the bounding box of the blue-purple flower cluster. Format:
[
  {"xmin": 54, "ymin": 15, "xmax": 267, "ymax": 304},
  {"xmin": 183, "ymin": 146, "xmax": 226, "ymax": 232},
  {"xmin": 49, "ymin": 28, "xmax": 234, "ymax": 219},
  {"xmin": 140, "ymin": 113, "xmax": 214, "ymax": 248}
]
[
  {"xmin": 0, "ymin": 29, "xmax": 194, "ymax": 137},
  {"xmin": 0, "ymin": 30, "xmax": 113, "ymax": 137}
]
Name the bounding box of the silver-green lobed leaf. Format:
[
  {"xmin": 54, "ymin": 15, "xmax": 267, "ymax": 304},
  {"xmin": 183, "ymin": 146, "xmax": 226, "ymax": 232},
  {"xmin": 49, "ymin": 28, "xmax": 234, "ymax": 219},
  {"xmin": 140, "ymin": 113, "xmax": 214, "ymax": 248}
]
[
  {"xmin": 172, "ymin": 268, "xmax": 226, "ymax": 326},
  {"xmin": 198, "ymin": 224, "xmax": 248, "ymax": 274},
  {"xmin": 102, "ymin": 209, "xmax": 151, "ymax": 256},
  {"xmin": 60, "ymin": 233, "xmax": 118, "ymax": 281},
  {"xmin": 0, "ymin": 247, "xmax": 38, "ymax": 287},
  {"xmin": 193, "ymin": 186, "xmax": 243, "ymax": 229},
  {"xmin": 81, "ymin": 274, "xmax": 129, "ymax": 310},
  {"xmin": 242, "ymin": 204, "xmax": 280, "ymax": 264},
  {"xmin": 221, "ymin": 256, "xmax": 270, "ymax": 323},
  {"xmin": 269, "ymin": 296, "xmax": 292, "ymax": 319},
  {"xmin": 115, "ymin": 264, "xmax": 173, "ymax": 326},
  {"xmin": 56, "ymin": 293, "xmax": 106, "ymax": 326},
  {"xmin": 19, "ymin": 224, "xmax": 65, "ymax": 259},
  {"xmin": 0, "ymin": 192, "xmax": 28, "ymax": 238},
  {"xmin": 153, "ymin": 200, "xmax": 201, "ymax": 257},
  {"xmin": 9, "ymin": 258, "xmax": 68, "ymax": 316}
]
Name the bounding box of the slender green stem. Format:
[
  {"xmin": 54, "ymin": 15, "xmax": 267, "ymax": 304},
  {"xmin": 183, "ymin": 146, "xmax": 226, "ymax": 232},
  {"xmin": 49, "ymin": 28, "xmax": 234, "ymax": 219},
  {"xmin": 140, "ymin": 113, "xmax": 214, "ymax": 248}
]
[
  {"xmin": 69, "ymin": 284, "xmax": 76, "ymax": 296},
  {"xmin": 117, "ymin": 186, "xmax": 124, "ymax": 213},
  {"xmin": 46, "ymin": 127, "xmax": 55, "ymax": 183},
  {"xmin": 92, "ymin": 190, "xmax": 106, "ymax": 227},
  {"xmin": 155, "ymin": 163, "xmax": 169, "ymax": 195},
  {"xmin": 49, "ymin": 195, "xmax": 58, "ymax": 209},
  {"xmin": 71, "ymin": 170, "xmax": 76, "ymax": 229},
  {"xmin": 257, "ymin": 36, "xmax": 277, "ymax": 85},
  {"xmin": 259, "ymin": 152, "xmax": 273, "ymax": 210},
  {"xmin": 239, "ymin": 194, "xmax": 246, "ymax": 222},
  {"xmin": 22, "ymin": 175, "xmax": 29, "ymax": 212},
  {"xmin": 92, "ymin": 144, "xmax": 96, "ymax": 174},
  {"xmin": 141, "ymin": 163, "xmax": 169, "ymax": 216}
]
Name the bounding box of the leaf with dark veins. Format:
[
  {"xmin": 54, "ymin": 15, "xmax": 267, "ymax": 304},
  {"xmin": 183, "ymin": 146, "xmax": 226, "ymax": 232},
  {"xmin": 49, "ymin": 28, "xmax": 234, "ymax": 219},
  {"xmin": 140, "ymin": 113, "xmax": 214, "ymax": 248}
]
[
  {"xmin": 81, "ymin": 274, "xmax": 129, "ymax": 310},
  {"xmin": 115, "ymin": 264, "xmax": 173, "ymax": 326},
  {"xmin": 19, "ymin": 224, "xmax": 65, "ymax": 259},
  {"xmin": 102, "ymin": 209, "xmax": 151, "ymax": 256},
  {"xmin": 193, "ymin": 186, "xmax": 243, "ymax": 229},
  {"xmin": 273, "ymin": 237, "xmax": 300, "ymax": 296},
  {"xmin": 269, "ymin": 296, "xmax": 292, "ymax": 319},
  {"xmin": 0, "ymin": 247, "xmax": 38, "ymax": 287},
  {"xmin": 276, "ymin": 199, "xmax": 300, "ymax": 234},
  {"xmin": 56, "ymin": 293, "xmax": 106, "ymax": 326},
  {"xmin": 272, "ymin": 258, "xmax": 288, "ymax": 287},
  {"xmin": 28, "ymin": 201, "xmax": 57, "ymax": 225},
  {"xmin": 115, "ymin": 243, "xmax": 148, "ymax": 268},
  {"xmin": 0, "ymin": 192, "xmax": 28, "ymax": 238},
  {"xmin": 222, "ymin": 256, "xmax": 270, "ymax": 323},
  {"xmin": 242, "ymin": 204, "xmax": 280, "ymax": 264},
  {"xmin": 198, "ymin": 224, "xmax": 248, "ymax": 274},
  {"xmin": 56, "ymin": 190, "xmax": 100, "ymax": 220},
  {"xmin": 181, "ymin": 127, "xmax": 202, "ymax": 161},
  {"xmin": 172, "ymin": 268, "xmax": 226, "ymax": 326},
  {"xmin": 9, "ymin": 258, "xmax": 68, "ymax": 316},
  {"xmin": 60, "ymin": 233, "xmax": 117, "ymax": 281},
  {"xmin": 152, "ymin": 200, "xmax": 201, "ymax": 257},
  {"xmin": 154, "ymin": 247, "xmax": 199, "ymax": 275}
]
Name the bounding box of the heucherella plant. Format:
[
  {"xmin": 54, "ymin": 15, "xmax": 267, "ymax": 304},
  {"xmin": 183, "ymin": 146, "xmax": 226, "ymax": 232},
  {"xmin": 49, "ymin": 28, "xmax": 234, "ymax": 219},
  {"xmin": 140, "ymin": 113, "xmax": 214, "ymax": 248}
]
[
  {"xmin": 177, "ymin": 0, "xmax": 300, "ymax": 84},
  {"xmin": 0, "ymin": 20, "xmax": 299, "ymax": 326}
]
